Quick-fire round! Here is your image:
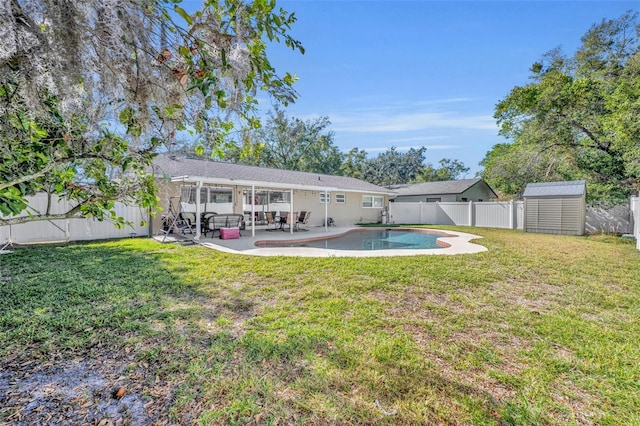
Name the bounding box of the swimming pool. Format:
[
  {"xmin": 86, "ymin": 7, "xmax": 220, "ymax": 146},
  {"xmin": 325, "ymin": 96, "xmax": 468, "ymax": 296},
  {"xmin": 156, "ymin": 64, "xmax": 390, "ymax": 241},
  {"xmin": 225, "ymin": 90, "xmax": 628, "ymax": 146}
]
[{"xmin": 257, "ymin": 228, "xmax": 451, "ymax": 251}]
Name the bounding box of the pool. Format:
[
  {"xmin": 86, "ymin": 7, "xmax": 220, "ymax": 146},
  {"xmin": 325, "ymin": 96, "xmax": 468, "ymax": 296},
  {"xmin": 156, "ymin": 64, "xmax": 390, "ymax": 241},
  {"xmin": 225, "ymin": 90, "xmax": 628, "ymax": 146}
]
[{"xmin": 256, "ymin": 228, "xmax": 452, "ymax": 251}]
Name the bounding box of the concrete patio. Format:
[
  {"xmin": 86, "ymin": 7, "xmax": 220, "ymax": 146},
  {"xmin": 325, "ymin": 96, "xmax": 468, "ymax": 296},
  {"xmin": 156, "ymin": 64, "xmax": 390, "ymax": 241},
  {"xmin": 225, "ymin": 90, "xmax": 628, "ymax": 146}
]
[{"xmin": 153, "ymin": 225, "xmax": 488, "ymax": 257}]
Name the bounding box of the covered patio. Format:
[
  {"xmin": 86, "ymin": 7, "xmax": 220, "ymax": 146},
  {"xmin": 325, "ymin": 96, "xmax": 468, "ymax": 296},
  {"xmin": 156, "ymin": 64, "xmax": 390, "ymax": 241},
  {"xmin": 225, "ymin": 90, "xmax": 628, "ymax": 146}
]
[{"xmin": 152, "ymin": 156, "xmax": 395, "ymax": 240}]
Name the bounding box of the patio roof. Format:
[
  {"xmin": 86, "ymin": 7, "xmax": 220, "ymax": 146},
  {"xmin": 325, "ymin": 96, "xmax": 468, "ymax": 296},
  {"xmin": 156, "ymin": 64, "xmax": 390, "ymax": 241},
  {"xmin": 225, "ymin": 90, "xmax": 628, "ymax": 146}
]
[{"xmin": 153, "ymin": 155, "xmax": 394, "ymax": 195}]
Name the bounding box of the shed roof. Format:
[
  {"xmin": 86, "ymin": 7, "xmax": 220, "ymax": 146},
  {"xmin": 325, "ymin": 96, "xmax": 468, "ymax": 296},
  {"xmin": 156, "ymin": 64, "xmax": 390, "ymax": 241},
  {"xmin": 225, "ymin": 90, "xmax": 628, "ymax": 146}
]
[
  {"xmin": 153, "ymin": 155, "xmax": 394, "ymax": 194},
  {"xmin": 388, "ymin": 179, "xmax": 491, "ymax": 196},
  {"xmin": 522, "ymin": 180, "xmax": 586, "ymax": 197}
]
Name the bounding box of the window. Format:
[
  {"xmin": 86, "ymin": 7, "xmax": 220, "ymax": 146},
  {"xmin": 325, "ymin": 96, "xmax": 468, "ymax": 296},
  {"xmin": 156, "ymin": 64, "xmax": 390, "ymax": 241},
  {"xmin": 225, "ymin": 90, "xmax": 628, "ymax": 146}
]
[
  {"xmin": 270, "ymin": 191, "xmax": 291, "ymax": 203},
  {"xmin": 362, "ymin": 195, "xmax": 383, "ymax": 208},
  {"xmin": 320, "ymin": 192, "xmax": 330, "ymax": 204},
  {"xmin": 211, "ymin": 189, "xmax": 232, "ymax": 203},
  {"xmin": 181, "ymin": 186, "xmax": 197, "ymax": 204},
  {"xmin": 426, "ymin": 197, "xmax": 441, "ymax": 202},
  {"xmin": 335, "ymin": 194, "xmax": 346, "ymax": 204}
]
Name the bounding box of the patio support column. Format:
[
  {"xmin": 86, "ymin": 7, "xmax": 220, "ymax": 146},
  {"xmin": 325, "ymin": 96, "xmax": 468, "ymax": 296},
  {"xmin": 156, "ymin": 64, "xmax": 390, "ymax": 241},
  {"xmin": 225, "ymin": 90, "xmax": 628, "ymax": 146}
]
[
  {"xmin": 195, "ymin": 180, "xmax": 203, "ymax": 240},
  {"xmin": 251, "ymin": 185, "xmax": 256, "ymax": 237},
  {"xmin": 324, "ymin": 189, "xmax": 328, "ymax": 232},
  {"xmin": 290, "ymin": 188, "xmax": 294, "ymax": 234}
]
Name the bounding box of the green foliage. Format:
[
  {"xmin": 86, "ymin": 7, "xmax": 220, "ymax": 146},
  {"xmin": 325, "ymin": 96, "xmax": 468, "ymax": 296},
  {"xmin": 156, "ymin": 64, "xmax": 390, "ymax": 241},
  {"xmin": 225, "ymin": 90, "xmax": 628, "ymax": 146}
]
[
  {"xmin": 224, "ymin": 108, "xmax": 344, "ymax": 174},
  {"xmin": 418, "ymin": 158, "xmax": 470, "ymax": 182},
  {"xmin": 1, "ymin": 0, "xmax": 304, "ymax": 224},
  {"xmin": 486, "ymin": 11, "xmax": 640, "ymax": 201}
]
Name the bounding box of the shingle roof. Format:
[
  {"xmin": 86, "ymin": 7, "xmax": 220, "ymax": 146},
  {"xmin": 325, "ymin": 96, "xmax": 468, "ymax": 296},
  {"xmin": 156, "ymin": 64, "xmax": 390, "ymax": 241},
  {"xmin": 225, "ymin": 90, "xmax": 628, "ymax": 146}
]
[
  {"xmin": 153, "ymin": 155, "xmax": 393, "ymax": 194},
  {"xmin": 522, "ymin": 180, "xmax": 586, "ymax": 197},
  {"xmin": 388, "ymin": 179, "xmax": 485, "ymax": 196}
]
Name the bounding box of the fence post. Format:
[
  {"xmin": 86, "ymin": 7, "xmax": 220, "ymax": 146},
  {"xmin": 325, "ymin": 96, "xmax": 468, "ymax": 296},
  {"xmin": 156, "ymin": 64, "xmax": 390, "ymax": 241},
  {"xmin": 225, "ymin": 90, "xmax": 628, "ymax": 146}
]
[
  {"xmin": 468, "ymin": 201, "xmax": 474, "ymax": 227},
  {"xmin": 509, "ymin": 201, "xmax": 515, "ymax": 229}
]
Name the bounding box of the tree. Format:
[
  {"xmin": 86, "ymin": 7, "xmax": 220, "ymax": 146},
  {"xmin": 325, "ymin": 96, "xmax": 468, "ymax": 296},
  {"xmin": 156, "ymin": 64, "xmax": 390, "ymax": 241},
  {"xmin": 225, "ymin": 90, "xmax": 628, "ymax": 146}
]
[
  {"xmin": 361, "ymin": 147, "xmax": 427, "ymax": 186},
  {"xmin": 489, "ymin": 11, "xmax": 640, "ymax": 202},
  {"xmin": 1, "ymin": 0, "xmax": 303, "ymax": 225},
  {"xmin": 225, "ymin": 108, "xmax": 344, "ymax": 174},
  {"xmin": 418, "ymin": 158, "xmax": 470, "ymax": 182},
  {"xmin": 340, "ymin": 148, "xmax": 368, "ymax": 180}
]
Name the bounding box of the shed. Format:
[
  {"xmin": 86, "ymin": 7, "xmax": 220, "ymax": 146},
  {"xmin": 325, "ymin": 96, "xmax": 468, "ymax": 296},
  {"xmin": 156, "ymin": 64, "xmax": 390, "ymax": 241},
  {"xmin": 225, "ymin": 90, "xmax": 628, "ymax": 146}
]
[{"xmin": 523, "ymin": 180, "xmax": 586, "ymax": 235}]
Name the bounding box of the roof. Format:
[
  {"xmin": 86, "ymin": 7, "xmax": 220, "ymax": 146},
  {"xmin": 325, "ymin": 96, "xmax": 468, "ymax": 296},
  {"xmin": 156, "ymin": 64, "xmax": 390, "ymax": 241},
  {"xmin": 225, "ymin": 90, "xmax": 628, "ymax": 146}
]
[
  {"xmin": 388, "ymin": 179, "xmax": 491, "ymax": 196},
  {"xmin": 153, "ymin": 155, "xmax": 394, "ymax": 195},
  {"xmin": 522, "ymin": 180, "xmax": 586, "ymax": 197}
]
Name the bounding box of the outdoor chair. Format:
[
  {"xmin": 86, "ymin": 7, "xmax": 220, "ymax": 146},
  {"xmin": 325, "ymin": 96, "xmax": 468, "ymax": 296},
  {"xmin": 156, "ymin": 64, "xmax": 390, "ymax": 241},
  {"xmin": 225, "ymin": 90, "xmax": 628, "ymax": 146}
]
[
  {"xmin": 298, "ymin": 211, "xmax": 311, "ymax": 231},
  {"xmin": 283, "ymin": 212, "xmax": 298, "ymax": 231},
  {"xmin": 265, "ymin": 212, "xmax": 278, "ymax": 231},
  {"xmin": 297, "ymin": 211, "xmax": 306, "ymax": 225}
]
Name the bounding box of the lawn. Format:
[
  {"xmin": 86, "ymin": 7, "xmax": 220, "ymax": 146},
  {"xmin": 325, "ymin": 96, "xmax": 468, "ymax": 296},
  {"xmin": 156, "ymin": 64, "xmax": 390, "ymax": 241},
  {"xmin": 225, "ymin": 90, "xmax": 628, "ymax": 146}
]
[{"xmin": 0, "ymin": 228, "xmax": 638, "ymax": 425}]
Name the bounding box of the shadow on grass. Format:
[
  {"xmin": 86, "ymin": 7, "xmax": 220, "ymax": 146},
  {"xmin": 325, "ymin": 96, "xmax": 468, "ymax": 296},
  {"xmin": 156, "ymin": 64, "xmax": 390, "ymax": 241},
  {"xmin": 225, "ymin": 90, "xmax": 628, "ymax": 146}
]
[{"xmin": 0, "ymin": 240, "xmax": 210, "ymax": 357}]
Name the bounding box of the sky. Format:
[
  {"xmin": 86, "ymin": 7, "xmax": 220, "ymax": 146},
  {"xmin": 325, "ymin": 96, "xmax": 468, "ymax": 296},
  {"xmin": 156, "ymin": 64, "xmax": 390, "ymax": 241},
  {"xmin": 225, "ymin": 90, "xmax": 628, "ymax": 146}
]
[{"xmin": 254, "ymin": 0, "xmax": 638, "ymax": 176}]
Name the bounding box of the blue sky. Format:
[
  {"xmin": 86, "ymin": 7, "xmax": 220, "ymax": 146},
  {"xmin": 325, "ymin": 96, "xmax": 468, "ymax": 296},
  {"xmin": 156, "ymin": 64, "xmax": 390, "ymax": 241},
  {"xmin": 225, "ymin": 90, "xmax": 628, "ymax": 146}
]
[{"xmin": 258, "ymin": 0, "xmax": 638, "ymax": 176}]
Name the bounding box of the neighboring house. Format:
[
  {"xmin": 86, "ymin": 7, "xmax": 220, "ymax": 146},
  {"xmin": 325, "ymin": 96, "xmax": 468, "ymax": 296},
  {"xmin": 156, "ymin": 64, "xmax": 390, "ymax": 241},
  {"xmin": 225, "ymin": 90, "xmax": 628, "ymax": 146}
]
[
  {"xmin": 522, "ymin": 180, "xmax": 586, "ymax": 236},
  {"xmin": 388, "ymin": 179, "xmax": 498, "ymax": 203},
  {"xmin": 152, "ymin": 155, "xmax": 395, "ymax": 236}
]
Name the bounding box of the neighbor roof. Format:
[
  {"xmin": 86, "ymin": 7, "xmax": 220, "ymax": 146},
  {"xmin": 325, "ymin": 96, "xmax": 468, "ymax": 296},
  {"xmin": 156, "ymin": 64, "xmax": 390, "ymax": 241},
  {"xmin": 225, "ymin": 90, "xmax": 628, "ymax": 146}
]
[
  {"xmin": 153, "ymin": 155, "xmax": 394, "ymax": 194},
  {"xmin": 388, "ymin": 179, "xmax": 492, "ymax": 197},
  {"xmin": 522, "ymin": 180, "xmax": 586, "ymax": 197}
]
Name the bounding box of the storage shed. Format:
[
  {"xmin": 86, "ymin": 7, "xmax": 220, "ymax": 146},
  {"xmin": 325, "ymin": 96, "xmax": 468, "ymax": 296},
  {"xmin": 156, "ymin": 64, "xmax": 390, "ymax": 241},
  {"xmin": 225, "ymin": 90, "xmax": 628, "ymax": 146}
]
[{"xmin": 523, "ymin": 181, "xmax": 586, "ymax": 235}]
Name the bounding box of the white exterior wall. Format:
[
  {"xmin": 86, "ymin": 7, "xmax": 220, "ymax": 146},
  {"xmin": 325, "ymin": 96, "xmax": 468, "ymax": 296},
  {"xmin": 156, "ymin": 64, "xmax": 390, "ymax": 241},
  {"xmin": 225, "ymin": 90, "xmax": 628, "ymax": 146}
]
[{"xmin": 1, "ymin": 193, "xmax": 149, "ymax": 244}]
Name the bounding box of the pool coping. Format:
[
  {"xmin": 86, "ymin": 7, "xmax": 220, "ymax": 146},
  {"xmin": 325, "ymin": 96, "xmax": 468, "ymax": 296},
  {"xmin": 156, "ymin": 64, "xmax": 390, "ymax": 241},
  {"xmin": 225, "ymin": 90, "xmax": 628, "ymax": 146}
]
[{"xmin": 199, "ymin": 227, "xmax": 488, "ymax": 257}]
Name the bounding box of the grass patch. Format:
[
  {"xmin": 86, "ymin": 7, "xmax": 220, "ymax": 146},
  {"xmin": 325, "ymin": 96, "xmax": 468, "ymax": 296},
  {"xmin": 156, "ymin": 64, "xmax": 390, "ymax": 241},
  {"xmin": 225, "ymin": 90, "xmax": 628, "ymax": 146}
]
[{"xmin": 1, "ymin": 229, "xmax": 639, "ymax": 424}]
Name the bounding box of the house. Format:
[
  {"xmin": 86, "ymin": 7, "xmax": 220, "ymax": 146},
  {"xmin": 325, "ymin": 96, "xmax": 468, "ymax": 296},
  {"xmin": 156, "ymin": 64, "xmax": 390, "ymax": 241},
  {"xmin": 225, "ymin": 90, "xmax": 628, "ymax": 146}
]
[
  {"xmin": 388, "ymin": 179, "xmax": 497, "ymax": 203},
  {"xmin": 523, "ymin": 180, "xmax": 586, "ymax": 236},
  {"xmin": 152, "ymin": 155, "xmax": 395, "ymax": 237}
]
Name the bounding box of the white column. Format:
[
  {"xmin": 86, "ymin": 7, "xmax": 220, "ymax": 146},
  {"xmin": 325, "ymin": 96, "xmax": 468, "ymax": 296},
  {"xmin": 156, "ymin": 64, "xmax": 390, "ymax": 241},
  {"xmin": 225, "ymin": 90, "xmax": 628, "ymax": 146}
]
[
  {"xmin": 290, "ymin": 188, "xmax": 294, "ymax": 234},
  {"xmin": 251, "ymin": 185, "xmax": 256, "ymax": 237},
  {"xmin": 324, "ymin": 189, "xmax": 328, "ymax": 232},
  {"xmin": 195, "ymin": 180, "xmax": 203, "ymax": 240}
]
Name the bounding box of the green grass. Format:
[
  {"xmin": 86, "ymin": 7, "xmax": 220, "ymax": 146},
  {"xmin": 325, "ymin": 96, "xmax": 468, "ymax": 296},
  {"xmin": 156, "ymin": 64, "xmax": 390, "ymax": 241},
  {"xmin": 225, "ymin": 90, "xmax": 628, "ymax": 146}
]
[{"xmin": 1, "ymin": 228, "xmax": 639, "ymax": 424}]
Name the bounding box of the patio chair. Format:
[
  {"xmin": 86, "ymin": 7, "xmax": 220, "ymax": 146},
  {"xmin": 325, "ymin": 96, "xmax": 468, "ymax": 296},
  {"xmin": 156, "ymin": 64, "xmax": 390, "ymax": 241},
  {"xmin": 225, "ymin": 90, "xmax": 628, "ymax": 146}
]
[
  {"xmin": 298, "ymin": 211, "xmax": 311, "ymax": 231},
  {"xmin": 265, "ymin": 211, "xmax": 278, "ymax": 231},
  {"xmin": 297, "ymin": 211, "xmax": 306, "ymax": 225},
  {"xmin": 283, "ymin": 212, "xmax": 298, "ymax": 231}
]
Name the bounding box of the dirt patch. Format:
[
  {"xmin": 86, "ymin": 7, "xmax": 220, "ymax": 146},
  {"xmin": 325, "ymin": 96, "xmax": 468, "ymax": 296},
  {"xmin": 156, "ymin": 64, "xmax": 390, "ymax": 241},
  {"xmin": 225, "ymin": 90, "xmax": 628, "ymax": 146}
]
[{"xmin": 0, "ymin": 351, "xmax": 178, "ymax": 425}]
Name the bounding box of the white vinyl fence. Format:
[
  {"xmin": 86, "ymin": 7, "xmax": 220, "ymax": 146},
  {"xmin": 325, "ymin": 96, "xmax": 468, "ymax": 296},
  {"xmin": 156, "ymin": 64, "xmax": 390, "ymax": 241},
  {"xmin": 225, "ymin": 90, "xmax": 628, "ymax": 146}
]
[
  {"xmin": 631, "ymin": 196, "xmax": 640, "ymax": 250},
  {"xmin": 388, "ymin": 201, "xmax": 524, "ymax": 230},
  {"xmin": 1, "ymin": 193, "xmax": 149, "ymax": 245},
  {"xmin": 390, "ymin": 199, "xmax": 638, "ymax": 246}
]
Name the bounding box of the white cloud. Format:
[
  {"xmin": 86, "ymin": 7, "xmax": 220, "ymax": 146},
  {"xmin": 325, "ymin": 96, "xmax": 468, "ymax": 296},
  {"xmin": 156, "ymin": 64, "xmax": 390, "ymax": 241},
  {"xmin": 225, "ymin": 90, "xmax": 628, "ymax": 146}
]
[
  {"xmin": 331, "ymin": 110, "xmax": 496, "ymax": 133},
  {"xmin": 360, "ymin": 144, "xmax": 461, "ymax": 153}
]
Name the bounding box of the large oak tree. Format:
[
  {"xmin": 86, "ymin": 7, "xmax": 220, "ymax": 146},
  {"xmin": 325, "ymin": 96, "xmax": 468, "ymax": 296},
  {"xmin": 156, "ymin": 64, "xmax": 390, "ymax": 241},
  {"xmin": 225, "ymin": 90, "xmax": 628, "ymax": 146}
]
[
  {"xmin": 0, "ymin": 0, "xmax": 303, "ymax": 225},
  {"xmin": 484, "ymin": 11, "xmax": 640, "ymax": 202}
]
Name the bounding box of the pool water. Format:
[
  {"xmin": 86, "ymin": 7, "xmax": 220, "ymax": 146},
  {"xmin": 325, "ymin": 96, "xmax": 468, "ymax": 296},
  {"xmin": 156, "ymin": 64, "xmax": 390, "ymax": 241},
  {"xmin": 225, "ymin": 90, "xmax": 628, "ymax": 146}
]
[{"xmin": 268, "ymin": 229, "xmax": 444, "ymax": 250}]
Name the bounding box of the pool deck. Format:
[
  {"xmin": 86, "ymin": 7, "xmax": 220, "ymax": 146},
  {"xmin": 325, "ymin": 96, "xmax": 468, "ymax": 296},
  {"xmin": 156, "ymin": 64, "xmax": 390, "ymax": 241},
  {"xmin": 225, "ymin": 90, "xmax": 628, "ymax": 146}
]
[{"xmin": 155, "ymin": 226, "xmax": 488, "ymax": 257}]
